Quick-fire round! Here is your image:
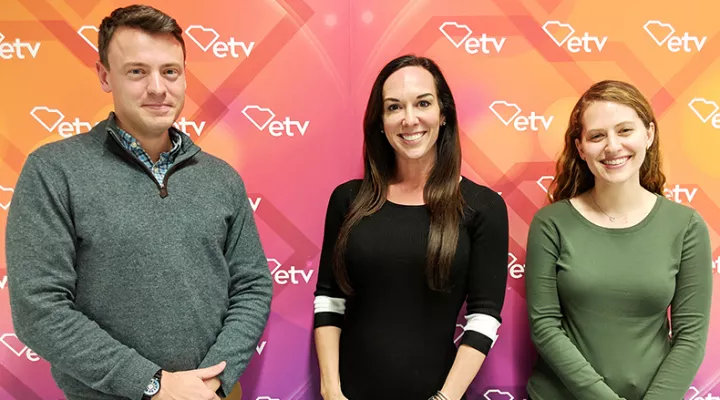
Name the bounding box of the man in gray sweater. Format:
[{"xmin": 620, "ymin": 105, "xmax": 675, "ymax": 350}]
[{"xmin": 5, "ymin": 4, "xmax": 272, "ymax": 400}]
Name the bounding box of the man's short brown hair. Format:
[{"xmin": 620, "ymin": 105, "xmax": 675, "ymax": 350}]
[{"xmin": 98, "ymin": 4, "xmax": 186, "ymax": 69}]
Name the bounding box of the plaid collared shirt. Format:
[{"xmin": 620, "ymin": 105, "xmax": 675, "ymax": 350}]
[{"xmin": 116, "ymin": 127, "xmax": 183, "ymax": 185}]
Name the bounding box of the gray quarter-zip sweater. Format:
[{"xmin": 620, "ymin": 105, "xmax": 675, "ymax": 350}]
[{"xmin": 5, "ymin": 113, "xmax": 273, "ymax": 399}]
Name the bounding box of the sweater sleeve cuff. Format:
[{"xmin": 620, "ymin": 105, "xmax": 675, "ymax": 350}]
[
  {"xmin": 459, "ymin": 313, "xmax": 501, "ymax": 355},
  {"xmin": 459, "ymin": 331, "xmax": 495, "ymax": 355},
  {"xmin": 218, "ymin": 372, "xmax": 235, "ymax": 399},
  {"xmin": 313, "ymin": 312, "xmax": 345, "ymax": 329},
  {"xmin": 313, "ymin": 295, "xmax": 345, "ymax": 329},
  {"xmin": 112, "ymin": 354, "xmax": 161, "ymax": 399}
]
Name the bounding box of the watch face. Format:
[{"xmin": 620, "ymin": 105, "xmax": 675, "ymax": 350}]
[{"xmin": 144, "ymin": 377, "xmax": 160, "ymax": 396}]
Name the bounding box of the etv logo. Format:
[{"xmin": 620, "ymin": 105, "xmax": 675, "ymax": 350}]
[
  {"xmin": 542, "ymin": 21, "xmax": 607, "ymax": 53},
  {"xmin": 268, "ymin": 259, "xmax": 313, "ymax": 285},
  {"xmin": 185, "ymin": 25, "xmax": 255, "ymax": 58},
  {"xmin": 507, "ymin": 253, "xmax": 525, "ymax": 279},
  {"xmin": 248, "ymin": 197, "xmax": 261, "ymax": 212},
  {"xmin": 0, "ymin": 185, "xmax": 13, "ymax": 211},
  {"xmin": 688, "ymin": 98, "xmax": 720, "ymax": 127},
  {"xmin": 77, "ymin": 26, "xmax": 99, "ymax": 51},
  {"xmin": 484, "ymin": 389, "xmax": 514, "ymax": 400},
  {"xmin": 644, "ymin": 21, "xmax": 706, "ymax": 52},
  {"xmin": 687, "ymin": 386, "xmax": 720, "ymax": 400},
  {"xmin": 0, "ymin": 333, "xmax": 40, "ymax": 362},
  {"xmin": 536, "ymin": 176, "xmax": 554, "ymax": 194},
  {"xmin": 488, "ymin": 101, "xmax": 554, "ymax": 131},
  {"xmin": 242, "ymin": 105, "xmax": 310, "ymax": 137},
  {"xmin": 31, "ymin": 107, "xmax": 97, "ymax": 138},
  {"xmin": 0, "ymin": 32, "xmax": 41, "ymax": 59},
  {"xmin": 663, "ymin": 184, "xmax": 697, "ymax": 204},
  {"xmin": 439, "ymin": 22, "xmax": 507, "ymax": 54}
]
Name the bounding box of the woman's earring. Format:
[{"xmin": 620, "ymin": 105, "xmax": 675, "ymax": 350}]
[{"xmin": 441, "ymin": 121, "xmax": 446, "ymax": 126}]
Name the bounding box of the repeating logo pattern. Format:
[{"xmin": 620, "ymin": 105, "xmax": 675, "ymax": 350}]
[{"xmin": 0, "ymin": 1, "xmax": 718, "ymax": 400}]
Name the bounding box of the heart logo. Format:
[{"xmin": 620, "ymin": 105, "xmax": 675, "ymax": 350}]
[
  {"xmin": 685, "ymin": 386, "xmax": 700, "ymax": 400},
  {"xmin": 438, "ymin": 22, "xmax": 473, "ymax": 48},
  {"xmin": 688, "ymin": 98, "xmax": 719, "ymax": 123},
  {"xmin": 0, "ymin": 32, "xmax": 5, "ymax": 43},
  {"xmin": 77, "ymin": 26, "xmax": 99, "ymax": 52},
  {"xmin": 483, "ymin": 389, "xmax": 515, "ymax": 400},
  {"xmin": 644, "ymin": 21, "xmax": 675, "ymax": 46},
  {"xmin": 542, "ymin": 21, "xmax": 575, "ymax": 47},
  {"xmin": 0, "ymin": 185, "xmax": 13, "ymax": 211},
  {"xmin": 453, "ymin": 323, "xmax": 466, "ymax": 344},
  {"xmin": 507, "ymin": 252, "xmax": 517, "ymax": 267},
  {"xmin": 242, "ymin": 105, "xmax": 276, "ymax": 131},
  {"xmin": 185, "ymin": 25, "xmax": 220, "ymax": 52},
  {"xmin": 30, "ymin": 106, "xmax": 65, "ymax": 132},
  {"xmin": 488, "ymin": 101, "xmax": 522, "ymax": 125},
  {"xmin": 267, "ymin": 258, "xmax": 282, "ymax": 275},
  {"xmin": 536, "ymin": 176, "xmax": 554, "ymax": 194},
  {"xmin": 0, "ymin": 333, "xmax": 27, "ymax": 357}
]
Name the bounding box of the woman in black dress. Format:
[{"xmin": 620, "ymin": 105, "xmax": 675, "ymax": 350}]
[{"xmin": 313, "ymin": 54, "xmax": 509, "ymax": 400}]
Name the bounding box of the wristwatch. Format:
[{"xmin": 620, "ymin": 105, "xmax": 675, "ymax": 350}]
[{"xmin": 142, "ymin": 370, "xmax": 162, "ymax": 399}]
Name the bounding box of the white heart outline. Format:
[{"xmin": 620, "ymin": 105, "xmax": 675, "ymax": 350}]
[
  {"xmin": 439, "ymin": 22, "xmax": 473, "ymax": 48},
  {"xmin": 688, "ymin": 98, "xmax": 719, "ymax": 123},
  {"xmin": 507, "ymin": 252, "xmax": 518, "ymax": 268},
  {"xmin": 0, "ymin": 333, "xmax": 27, "ymax": 357},
  {"xmin": 77, "ymin": 26, "xmax": 99, "ymax": 52},
  {"xmin": 686, "ymin": 386, "xmax": 700, "ymax": 400},
  {"xmin": 453, "ymin": 323, "xmax": 466, "ymax": 344},
  {"xmin": 643, "ymin": 20, "xmax": 676, "ymax": 46},
  {"xmin": 242, "ymin": 105, "xmax": 276, "ymax": 131},
  {"xmin": 488, "ymin": 101, "xmax": 522, "ymax": 126},
  {"xmin": 542, "ymin": 21, "xmax": 575, "ymax": 47},
  {"xmin": 267, "ymin": 258, "xmax": 282, "ymax": 275},
  {"xmin": 30, "ymin": 106, "xmax": 65, "ymax": 132},
  {"xmin": 536, "ymin": 175, "xmax": 554, "ymax": 194},
  {"xmin": 0, "ymin": 185, "xmax": 13, "ymax": 210},
  {"xmin": 184, "ymin": 25, "xmax": 220, "ymax": 52},
  {"xmin": 483, "ymin": 388, "xmax": 515, "ymax": 400}
]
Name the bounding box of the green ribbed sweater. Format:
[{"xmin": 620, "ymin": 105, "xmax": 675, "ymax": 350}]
[{"xmin": 526, "ymin": 195, "xmax": 712, "ymax": 400}]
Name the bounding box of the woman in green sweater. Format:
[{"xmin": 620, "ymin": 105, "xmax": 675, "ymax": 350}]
[{"xmin": 525, "ymin": 80, "xmax": 713, "ymax": 400}]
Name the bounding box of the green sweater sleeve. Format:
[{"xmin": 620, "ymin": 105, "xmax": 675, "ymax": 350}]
[
  {"xmin": 525, "ymin": 214, "xmax": 625, "ymax": 400},
  {"xmin": 642, "ymin": 211, "xmax": 712, "ymax": 399},
  {"xmin": 5, "ymin": 153, "xmax": 160, "ymax": 399},
  {"xmin": 196, "ymin": 173, "xmax": 273, "ymax": 397}
]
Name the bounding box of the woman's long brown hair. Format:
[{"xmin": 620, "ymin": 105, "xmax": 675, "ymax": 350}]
[{"xmin": 332, "ymin": 55, "xmax": 464, "ymax": 295}]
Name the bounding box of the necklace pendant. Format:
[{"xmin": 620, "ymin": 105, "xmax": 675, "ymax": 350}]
[{"xmin": 609, "ymin": 216, "xmax": 615, "ymax": 222}]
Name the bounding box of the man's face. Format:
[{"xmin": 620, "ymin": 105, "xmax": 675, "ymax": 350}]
[{"xmin": 96, "ymin": 26, "xmax": 186, "ymax": 137}]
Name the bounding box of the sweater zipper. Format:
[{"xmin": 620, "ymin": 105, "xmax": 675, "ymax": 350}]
[
  {"xmin": 108, "ymin": 130, "xmax": 194, "ymax": 198},
  {"xmin": 158, "ymin": 161, "xmax": 190, "ymax": 198}
]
